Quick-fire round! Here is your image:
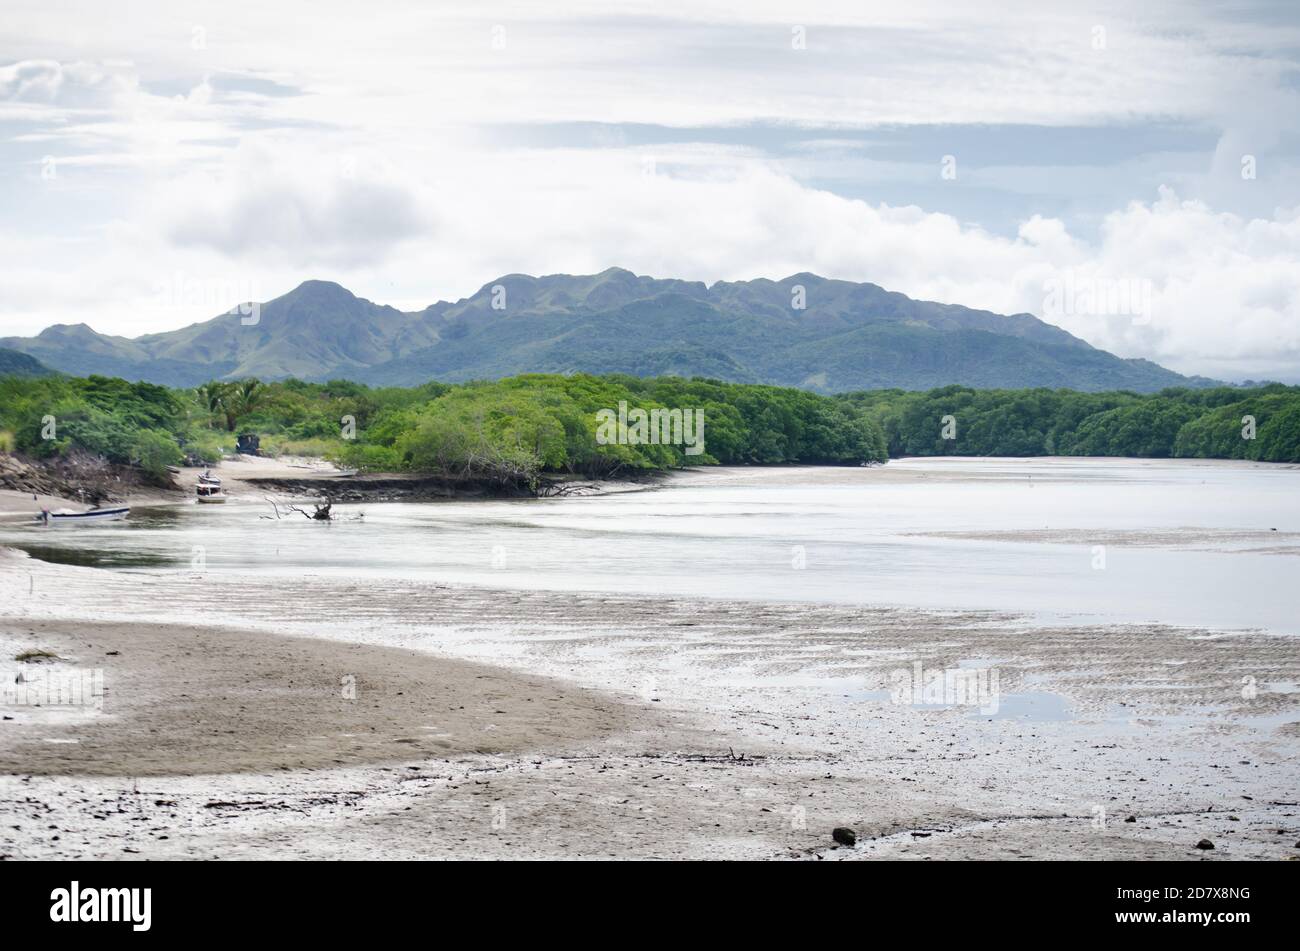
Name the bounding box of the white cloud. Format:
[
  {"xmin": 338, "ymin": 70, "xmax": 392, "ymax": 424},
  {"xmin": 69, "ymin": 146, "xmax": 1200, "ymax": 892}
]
[
  {"xmin": 1, "ymin": 1, "xmax": 1297, "ymax": 380},
  {"xmin": 156, "ymin": 144, "xmax": 434, "ymax": 267},
  {"xmin": 0, "ymin": 59, "xmax": 130, "ymax": 107},
  {"xmin": 4, "ymin": 138, "xmax": 1297, "ymax": 380},
  {"xmin": 411, "ymin": 148, "xmax": 1300, "ymax": 381},
  {"xmin": 6, "ymin": 3, "xmax": 1298, "ymax": 137}
]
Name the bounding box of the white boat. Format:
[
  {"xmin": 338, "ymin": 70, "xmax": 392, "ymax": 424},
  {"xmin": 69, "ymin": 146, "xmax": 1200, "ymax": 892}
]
[
  {"xmin": 196, "ymin": 483, "xmax": 226, "ymax": 504},
  {"xmin": 36, "ymin": 506, "xmax": 130, "ymax": 524},
  {"xmin": 198, "ymin": 471, "xmax": 222, "ymax": 487}
]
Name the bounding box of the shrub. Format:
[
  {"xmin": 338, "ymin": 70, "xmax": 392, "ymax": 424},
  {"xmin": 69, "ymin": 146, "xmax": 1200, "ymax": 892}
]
[{"xmin": 128, "ymin": 429, "xmax": 184, "ymax": 480}]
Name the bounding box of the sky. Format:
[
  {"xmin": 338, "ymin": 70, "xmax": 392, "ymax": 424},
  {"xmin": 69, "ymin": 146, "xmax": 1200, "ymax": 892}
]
[{"xmin": 2, "ymin": 0, "xmax": 1299, "ymax": 381}]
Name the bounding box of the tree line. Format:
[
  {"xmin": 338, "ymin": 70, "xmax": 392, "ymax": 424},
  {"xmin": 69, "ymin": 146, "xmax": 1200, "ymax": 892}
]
[
  {"xmin": 836, "ymin": 384, "xmax": 1300, "ymax": 461},
  {"xmin": 0, "ymin": 372, "xmax": 889, "ymax": 486},
  {"xmin": 2, "ymin": 373, "xmax": 1297, "ymax": 491}
]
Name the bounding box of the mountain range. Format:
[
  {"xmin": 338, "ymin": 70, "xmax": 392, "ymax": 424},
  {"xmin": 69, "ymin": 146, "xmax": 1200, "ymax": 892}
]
[{"xmin": 1, "ymin": 269, "xmax": 1209, "ymax": 392}]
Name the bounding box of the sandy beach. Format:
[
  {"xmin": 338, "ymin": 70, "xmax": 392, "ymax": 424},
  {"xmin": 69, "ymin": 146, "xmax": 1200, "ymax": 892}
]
[
  {"xmin": 2, "ymin": 525, "xmax": 1296, "ymax": 860},
  {"xmin": 0, "ymin": 455, "xmax": 344, "ymax": 519}
]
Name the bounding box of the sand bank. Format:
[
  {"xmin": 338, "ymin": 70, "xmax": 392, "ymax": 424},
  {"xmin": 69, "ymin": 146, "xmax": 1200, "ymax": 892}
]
[
  {"xmin": 0, "ymin": 453, "xmax": 662, "ymax": 518},
  {"xmin": 0, "ymin": 617, "xmax": 642, "ymax": 777}
]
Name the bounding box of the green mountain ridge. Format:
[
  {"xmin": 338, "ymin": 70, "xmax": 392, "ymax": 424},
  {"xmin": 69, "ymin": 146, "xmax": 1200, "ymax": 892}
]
[
  {"xmin": 1, "ymin": 269, "xmax": 1213, "ymax": 392},
  {"xmin": 0, "ymin": 347, "xmax": 56, "ymax": 377}
]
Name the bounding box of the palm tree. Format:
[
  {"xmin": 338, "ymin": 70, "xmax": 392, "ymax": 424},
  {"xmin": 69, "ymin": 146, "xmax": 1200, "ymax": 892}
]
[
  {"xmin": 194, "ymin": 382, "xmax": 230, "ymax": 429},
  {"xmin": 195, "ymin": 379, "xmax": 262, "ymax": 431},
  {"xmin": 228, "ymin": 379, "xmax": 263, "ymax": 431}
]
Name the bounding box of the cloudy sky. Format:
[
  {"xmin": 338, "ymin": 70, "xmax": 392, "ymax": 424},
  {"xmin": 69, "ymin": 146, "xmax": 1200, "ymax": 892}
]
[{"xmin": 2, "ymin": 0, "xmax": 1299, "ymax": 380}]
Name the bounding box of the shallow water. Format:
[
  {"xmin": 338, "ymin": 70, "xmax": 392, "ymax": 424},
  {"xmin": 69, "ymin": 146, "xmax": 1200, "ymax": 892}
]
[{"xmin": 3, "ymin": 458, "xmax": 1298, "ymax": 635}]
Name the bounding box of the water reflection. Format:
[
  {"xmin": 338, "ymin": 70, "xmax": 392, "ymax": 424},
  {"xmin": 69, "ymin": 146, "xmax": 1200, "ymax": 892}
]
[{"xmin": 10, "ymin": 542, "xmax": 174, "ymax": 569}]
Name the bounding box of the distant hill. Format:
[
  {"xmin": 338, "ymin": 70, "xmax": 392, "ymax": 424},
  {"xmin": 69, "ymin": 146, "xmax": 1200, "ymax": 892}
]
[
  {"xmin": 1, "ymin": 269, "xmax": 1211, "ymax": 392},
  {"xmin": 0, "ymin": 347, "xmax": 55, "ymax": 377}
]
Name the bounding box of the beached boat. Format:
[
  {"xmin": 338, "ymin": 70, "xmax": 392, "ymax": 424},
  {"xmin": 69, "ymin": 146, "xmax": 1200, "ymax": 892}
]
[
  {"xmin": 196, "ymin": 483, "xmax": 226, "ymax": 504},
  {"xmin": 198, "ymin": 471, "xmax": 222, "ymax": 486},
  {"xmin": 36, "ymin": 506, "xmax": 130, "ymax": 524}
]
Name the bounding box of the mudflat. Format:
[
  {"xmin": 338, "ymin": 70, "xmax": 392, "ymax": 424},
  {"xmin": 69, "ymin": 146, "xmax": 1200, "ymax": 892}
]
[
  {"xmin": 1, "ymin": 548, "xmax": 1296, "ymax": 860},
  {"xmin": 0, "ymin": 618, "xmax": 641, "ymax": 777}
]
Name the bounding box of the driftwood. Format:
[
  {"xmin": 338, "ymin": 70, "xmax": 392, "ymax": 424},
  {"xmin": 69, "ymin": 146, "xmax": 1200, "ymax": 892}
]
[
  {"xmin": 260, "ymin": 497, "xmax": 362, "ymax": 521},
  {"xmin": 535, "ymin": 480, "xmax": 587, "ymax": 498}
]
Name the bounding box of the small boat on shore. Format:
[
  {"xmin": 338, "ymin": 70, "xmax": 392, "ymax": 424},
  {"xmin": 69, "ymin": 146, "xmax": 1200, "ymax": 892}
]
[
  {"xmin": 196, "ymin": 483, "xmax": 226, "ymax": 503},
  {"xmin": 198, "ymin": 470, "xmax": 222, "ymax": 487},
  {"xmin": 36, "ymin": 506, "xmax": 130, "ymax": 524}
]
